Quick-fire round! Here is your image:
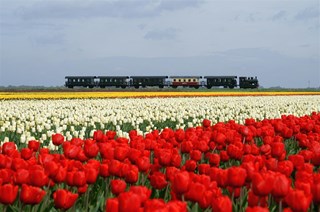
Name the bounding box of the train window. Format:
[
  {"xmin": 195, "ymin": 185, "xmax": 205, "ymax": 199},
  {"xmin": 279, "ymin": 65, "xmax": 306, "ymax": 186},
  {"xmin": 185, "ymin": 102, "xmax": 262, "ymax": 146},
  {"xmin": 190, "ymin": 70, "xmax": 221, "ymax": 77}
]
[
  {"xmin": 179, "ymin": 79, "xmax": 181, "ymax": 82},
  {"xmin": 173, "ymin": 79, "xmax": 176, "ymax": 82},
  {"xmin": 193, "ymin": 79, "xmax": 196, "ymax": 82}
]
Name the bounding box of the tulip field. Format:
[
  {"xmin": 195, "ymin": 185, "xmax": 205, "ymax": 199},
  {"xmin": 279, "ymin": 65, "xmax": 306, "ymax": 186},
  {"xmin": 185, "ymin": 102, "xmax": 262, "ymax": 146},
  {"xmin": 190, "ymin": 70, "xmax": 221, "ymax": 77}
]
[{"xmin": 0, "ymin": 94, "xmax": 320, "ymax": 211}]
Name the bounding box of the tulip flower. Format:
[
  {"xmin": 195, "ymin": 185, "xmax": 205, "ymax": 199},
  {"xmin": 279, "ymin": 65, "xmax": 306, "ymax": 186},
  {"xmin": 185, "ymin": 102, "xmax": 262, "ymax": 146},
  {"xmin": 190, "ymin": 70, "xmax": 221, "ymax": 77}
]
[
  {"xmin": 211, "ymin": 195, "xmax": 232, "ymax": 212},
  {"xmin": 172, "ymin": 171, "xmax": 190, "ymax": 194},
  {"xmin": 285, "ymin": 189, "xmax": 312, "ymax": 212},
  {"xmin": 20, "ymin": 184, "xmax": 46, "ymax": 205},
  {"xmin": 227, "ymin": 166, "xmax": 247, "ymax": 187},
  {"xmin": 53, "ymin": 189, "xmax": 78, "ymax": 210},
  {"xmin": 0, "ymin": 184, "xmax": 18, "ymax": 204},
  {"xmin": 271, "ymin": 173, "xmax": 290, "ymax": 198},
  {"xmin": 52, "ymin": 133, "xmax": 64, "ymax": 146},
  {"xmin": 106, "ymin": 198, "xmax": 119, "ymax": 212},
  {"xmin": 150, "ymin": 172, "xmax": 168, "ymax": 190},
  {"xmin": 118, "ymin": 191, "xmax": 141, "ymax": 212},
  {"xmin": 111, "ymin": 179, "xmax": 127, "ymax": 196},
  {"xmin": 28, "ymin": 140, "xmax": 40, "ymax": 152}
]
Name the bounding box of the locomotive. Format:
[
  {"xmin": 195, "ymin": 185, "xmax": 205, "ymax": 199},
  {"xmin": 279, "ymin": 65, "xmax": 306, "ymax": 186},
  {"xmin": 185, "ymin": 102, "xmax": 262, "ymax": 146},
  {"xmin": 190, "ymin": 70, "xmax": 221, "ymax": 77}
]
[{"xmin": 65, "ymin": 75, "xmax": 259, "ymax": 89}]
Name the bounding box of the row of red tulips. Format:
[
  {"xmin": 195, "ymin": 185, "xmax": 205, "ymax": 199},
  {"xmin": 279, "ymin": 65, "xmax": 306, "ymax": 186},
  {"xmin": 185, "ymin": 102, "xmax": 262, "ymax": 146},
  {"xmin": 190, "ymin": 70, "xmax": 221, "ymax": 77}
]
[{"xmin": 0, "ymin": 112, "xmax": 320, "ymax": 211}]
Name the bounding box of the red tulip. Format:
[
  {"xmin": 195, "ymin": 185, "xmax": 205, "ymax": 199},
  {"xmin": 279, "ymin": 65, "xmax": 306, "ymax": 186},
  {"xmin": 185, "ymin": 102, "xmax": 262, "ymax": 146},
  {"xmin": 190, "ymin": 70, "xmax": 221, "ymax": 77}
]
[
  {"xmin": 271, "ymin": 142, "xmax": 285, "ymax": 159},
  {"xmin": 172, "ymin": 171, "xmax": 190, "ymax": 194},
  {"xmin": 137, "ymin": 156, "xmax": 151, "ymax": 172},
  {"xmin": 227, "ymin": 144, "xmax": 243, "ymax": 160},
  {"xmin": 106, "ymin": 198, "xmax": 119, "ymax": 212},
  {"xmin": 252, "ymin": 172, "xmax": 274, "ymax": 196},
  {"xmin": 93, "ymin": 130, "xmax": 104, "ymax": 142},
  {"xmin": 123, "ymin": 170, "xmax": 137, "ymax": 185},
  {"xmin": 29, "ymin": 169, "xmax": 49, "ymax": 187},
  {"xmin": 144, "ymin": 199, "xmax": 165, "ymax": 211},
  {"xmin": 0, "ymin": 184, "xmax": 18, "ymax": 204},
  {"xmin": 198, "ymin": 164, "xmax": 210, "ymax": 175},
  {"xmin": 150, "ymin": 172, "xmax": 168, "ymax": 190},
  {"xmin": 77, "ymin": 184, "xmax": 88, "ymax": 194},
  {"xmin": 227, "ymin": 166, "xmax": 247, "ymax": 187},
  {"xmin": 0, "ymin": 154, "xmax": 12, "ymax": 169},
  {"xmin": 52, "ymin": 133, "xmax": 64, "ymax": 146},
  {"xmin": 21, "ymin": 148, "xmax": 33, "ymax": 160},
  {"xmin": 85, "ymin": 167, "xmax": 98, "ymax": 184},
  {"xmin": 114, "ymin": 146, "xmax": 130, "ymax": 161},
  {"xmin": 211, "ymin": 195, "xmax": 232, "ymax": 212},
  {"xmin": 248, "ymin": 190, "xmax": 268, "ymax": 207},
  {"xmin": 216, "ymin": 169, "xmax": 228, "ymax": 188},
  {"xmin": 129, "ymin": 186, "xmax": 151, "ymax": 203},
  {"xmin": 208, "ymin": 153, "xmax": 220, "ymax": 167},
  {"xmin": 285, "ymin": 189, "xmax": 311, "ymax": 212},
  {"xmin": 271, "ymin": 173, "xmax": 290, "ymax": 198},
  {"xmin": 53, "ymin": 189, "xmax": 78, "ymax": 210},
  {"xmin": 118, "ymin": 191, "xmax": 141, "ymax": 212},
  {"xmin": 73, "ymin": 171, "xmax": 86, "ymax": 187},
  {"xmin": 215, "ymin": 132, "xmax": 227, "ymax": 145},
  {"xmin": 166, "ymin": 200, "xmax": 187, "ymax": 212},
  {"xmin": 185, "ymin": 160, "xmax": 197, "ymax": 172},
  {"xmin": 2, "ymin": 142, "xmax": 16, "ymax": 155},
  {"xmin": 181, "ymin": 141, "xmax": 193, "ymax": 153},
  {"xmin": 184, "ymin": 182, "xmax": 205, "ymax": 203},
  {"xmin": 84, "ymin": 142, "xmax": 99, "ymax": 158},
  {"xmin": 28, "ymin": 140, "xmax": 40, "ymax": 152},
  {"xmin": 202, "ymin": 119, "xmax": 211, "ymax": 128},
  {"xmin": 14, "ymin": 169, "xmax": 30, "ymax": 185},
  {"xmin": 109, "ymin": 159, "xmax": 122, "ymax": 177},
  {"xmin": 111, "ymin": 179, "xmax": 127, "ymax": 196},
  {"xmin": 288, "ymin": 154, "xmax": 304, "ymax": 170},
  {"xmin": 190, "ymin": 150, "xmax": 202, "ymax": 162},
  {"xmin": 312, "ymin": 182, "xmax": 320, "ymax": 204},
  {"xmin": 53, "ymin": 166, "xmax": 67, "ymax": 183},
  {"xmin": 100, "ymin": 163, "xmax": 109, "ymax": 178},
  {"xmin": 246, "ymin": 206, "xmax": 269, "ymax": 212},
  {"xmin": 158, "ymin": 149, "xmax": 172, "ymax": 167},
  {"xmin": 20, "ymin": 184, "xmax": 46, "ymax": 205},
  {"xmin": 11, "ymin": 158, "xmax": 28, "ymax": 171}
]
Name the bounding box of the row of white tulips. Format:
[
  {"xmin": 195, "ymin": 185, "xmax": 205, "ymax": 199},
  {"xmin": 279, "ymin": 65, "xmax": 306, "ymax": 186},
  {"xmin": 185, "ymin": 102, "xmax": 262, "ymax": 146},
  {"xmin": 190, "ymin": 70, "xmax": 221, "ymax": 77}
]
[{"xmin": 0, "ymin": 96, "xmax": 319, "ymax": 150}]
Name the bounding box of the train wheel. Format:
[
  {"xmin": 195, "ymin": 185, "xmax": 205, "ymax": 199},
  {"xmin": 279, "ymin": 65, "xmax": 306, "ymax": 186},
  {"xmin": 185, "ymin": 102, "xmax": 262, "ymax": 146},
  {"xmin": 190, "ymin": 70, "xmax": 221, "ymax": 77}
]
[
  {"xmin": 172, "ymin": 86, "xmax": 177, "ymax": 89},
  {"xmin": 134, "ymin": 86, "xmax": 139, "ymax": 89},
  {"xmin": 121, "ymin": 86, "xmax": 126, "ymax": 89},
  {"xmin": 100, "ymin": 86, "xmax": 105, "ymax": 88},
  {"xmin": 194, "ymin": 86, "xmax": 199, "ymax": 89},
  {"xmin": 159, "ymin": 85, "xmax": 164, "ymax": 88},
  {"xmin": 229, "ymin": 86, "xmax": 234, "ymax": 89},
  {"xmin": 207, "ymin": 86, "xmax": 212, "ymax": 89}
]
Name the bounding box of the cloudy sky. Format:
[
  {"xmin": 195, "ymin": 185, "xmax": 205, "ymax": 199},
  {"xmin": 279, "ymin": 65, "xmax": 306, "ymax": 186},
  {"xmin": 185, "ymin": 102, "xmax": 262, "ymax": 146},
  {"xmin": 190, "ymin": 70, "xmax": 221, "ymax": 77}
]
[{"xmin": 0, "ymin": 0, "xmax": 319, "ymax": 88}]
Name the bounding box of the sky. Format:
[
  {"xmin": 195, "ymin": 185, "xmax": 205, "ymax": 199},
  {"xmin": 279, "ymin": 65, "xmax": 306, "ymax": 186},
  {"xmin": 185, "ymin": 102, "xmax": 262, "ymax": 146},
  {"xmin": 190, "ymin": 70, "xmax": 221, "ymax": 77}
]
[{"xmin": 0, "ymin": 0, "xmax": 319, "ymax": 88}]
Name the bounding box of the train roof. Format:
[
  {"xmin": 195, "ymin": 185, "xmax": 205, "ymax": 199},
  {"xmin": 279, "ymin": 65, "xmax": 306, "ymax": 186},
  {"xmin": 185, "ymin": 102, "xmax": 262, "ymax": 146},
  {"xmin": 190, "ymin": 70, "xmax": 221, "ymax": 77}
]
[
  {"xmin": 170, "ymin": 76, "xmax": 202, "ymax": 78},
  {"xmin": 130, "ymin": 76, "xmax": 168, "ymax": 78},
  {"xmin": 65, "ymin": 76, "xmax": 96, "ymax": 78},
  {"xmin": 97, "ymin": 76, "xmax": 129, "ymax": 78},
  {"xmin": 204, "ymin": 76, "xmax": 237, "ymax": 78}
]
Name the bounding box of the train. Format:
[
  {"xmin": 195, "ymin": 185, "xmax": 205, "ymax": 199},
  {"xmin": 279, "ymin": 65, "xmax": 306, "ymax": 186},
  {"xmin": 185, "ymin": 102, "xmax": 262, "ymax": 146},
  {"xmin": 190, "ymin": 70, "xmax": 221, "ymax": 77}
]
[{"xmin": 65, "ymin": 75, "xmax": 259, "ymax": 89}]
